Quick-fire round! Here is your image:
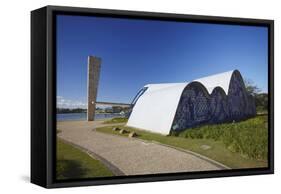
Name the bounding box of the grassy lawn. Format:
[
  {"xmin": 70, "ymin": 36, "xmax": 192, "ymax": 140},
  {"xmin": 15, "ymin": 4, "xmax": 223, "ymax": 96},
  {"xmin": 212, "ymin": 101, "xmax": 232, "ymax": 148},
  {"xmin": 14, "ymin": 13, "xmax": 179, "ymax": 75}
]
[
  {"xmin": 176, "ymin": 115, "xmax": 268, "ymax": 161},
  {"xmin": 56, "ymin": 139, "xmax": 114, "ymax": 180},
  {"xmin": 103, "ymin": 117, "xmax": 128, "ymax": 124},
  {"xmin": 96, "ymin": 115, "xmax": 268, "ymax": 169}
]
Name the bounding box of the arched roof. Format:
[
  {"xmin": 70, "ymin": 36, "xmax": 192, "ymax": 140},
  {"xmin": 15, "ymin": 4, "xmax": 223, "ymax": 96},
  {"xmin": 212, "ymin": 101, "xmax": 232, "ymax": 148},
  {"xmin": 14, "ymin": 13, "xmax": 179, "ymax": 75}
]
[
  {"xmin": 127, "ymin": 70, "xmax": 240, "ymax": 134},
  {"xmin": 195, "ymin": 70, "xmax": 234, "ymax": 94}
]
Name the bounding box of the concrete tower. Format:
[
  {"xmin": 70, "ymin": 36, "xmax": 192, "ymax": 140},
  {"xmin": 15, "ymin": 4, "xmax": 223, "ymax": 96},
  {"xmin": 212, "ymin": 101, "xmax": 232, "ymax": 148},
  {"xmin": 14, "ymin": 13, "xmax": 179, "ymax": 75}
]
[{"xmin": 87, "ymin": 56, "xmax": 101, "ymax": 121}]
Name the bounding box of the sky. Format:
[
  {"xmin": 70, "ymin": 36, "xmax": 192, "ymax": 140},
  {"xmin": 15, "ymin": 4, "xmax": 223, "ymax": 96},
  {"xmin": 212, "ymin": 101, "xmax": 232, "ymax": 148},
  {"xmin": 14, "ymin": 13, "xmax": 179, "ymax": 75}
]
[{"xmin": 56, "ymin": 15, "xmax": 268, "ymax": 109}]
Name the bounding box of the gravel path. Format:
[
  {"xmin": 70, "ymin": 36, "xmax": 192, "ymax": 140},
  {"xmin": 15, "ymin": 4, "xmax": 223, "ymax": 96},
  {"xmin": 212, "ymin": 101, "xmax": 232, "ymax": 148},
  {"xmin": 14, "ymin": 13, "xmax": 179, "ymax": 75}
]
[{"xmin": 57, "ymin": 120, "xmax": 226, "ymax": 175}]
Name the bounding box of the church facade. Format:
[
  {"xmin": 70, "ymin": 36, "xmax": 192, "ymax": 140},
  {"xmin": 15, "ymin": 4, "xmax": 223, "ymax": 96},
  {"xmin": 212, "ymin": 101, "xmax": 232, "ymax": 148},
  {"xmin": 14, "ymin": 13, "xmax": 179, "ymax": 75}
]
[{"xmin": 127, "ymin": 70, "xmax": 256, "ymax": 135}]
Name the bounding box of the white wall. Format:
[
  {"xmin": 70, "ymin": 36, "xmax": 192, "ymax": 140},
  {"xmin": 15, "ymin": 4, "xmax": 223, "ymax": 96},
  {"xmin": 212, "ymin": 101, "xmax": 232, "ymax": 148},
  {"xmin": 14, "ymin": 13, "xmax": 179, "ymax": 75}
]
[{"xmin": 0, "ymin": 0, "xmax": 279, "ymax": 193}]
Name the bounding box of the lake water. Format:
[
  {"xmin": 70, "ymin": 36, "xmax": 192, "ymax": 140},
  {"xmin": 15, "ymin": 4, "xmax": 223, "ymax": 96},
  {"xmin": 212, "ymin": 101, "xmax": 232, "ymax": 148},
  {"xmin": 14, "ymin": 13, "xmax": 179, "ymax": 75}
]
[{"xmin": 57, "ymin": 113, "xmax": 124, "ymax": 121}]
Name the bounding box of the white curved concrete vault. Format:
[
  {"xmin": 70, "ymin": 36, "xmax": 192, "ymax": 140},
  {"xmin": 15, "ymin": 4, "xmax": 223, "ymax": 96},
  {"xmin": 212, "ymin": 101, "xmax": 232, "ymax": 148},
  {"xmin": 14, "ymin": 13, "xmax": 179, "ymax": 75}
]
[{"xmin": 127, "ymin": 70, "xmax": 256, "ymax": 135}]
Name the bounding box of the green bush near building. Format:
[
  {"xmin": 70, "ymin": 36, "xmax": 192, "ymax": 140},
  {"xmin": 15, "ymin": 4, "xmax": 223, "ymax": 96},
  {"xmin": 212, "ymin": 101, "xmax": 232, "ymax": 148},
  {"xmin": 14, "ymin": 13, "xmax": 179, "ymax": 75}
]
[{"xmin": 175, "ymin": 115, "xmax": 268, "ymax": 160}]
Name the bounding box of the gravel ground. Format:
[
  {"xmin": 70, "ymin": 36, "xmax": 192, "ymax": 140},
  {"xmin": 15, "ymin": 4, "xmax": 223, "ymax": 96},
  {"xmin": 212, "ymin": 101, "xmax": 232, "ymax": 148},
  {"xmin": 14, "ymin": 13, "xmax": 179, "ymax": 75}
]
[{"xmin": 57, "ymin": 120, "xmax": 224, "ymax": 175}]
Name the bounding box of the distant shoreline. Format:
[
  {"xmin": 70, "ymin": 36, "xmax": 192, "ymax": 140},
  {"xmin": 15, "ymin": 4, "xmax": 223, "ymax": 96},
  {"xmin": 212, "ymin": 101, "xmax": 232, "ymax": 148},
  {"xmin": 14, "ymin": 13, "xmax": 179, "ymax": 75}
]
[
  {"xmin": 57, "ymin": 112, "xmax": 121, "ymax": 114},
  {"xmin": 57, "ymin": 118, "xmax": 111, "ymax": 122},
  {"xmin": 57, "ymin": 112, "xmax": 124, "ymax": 122}
]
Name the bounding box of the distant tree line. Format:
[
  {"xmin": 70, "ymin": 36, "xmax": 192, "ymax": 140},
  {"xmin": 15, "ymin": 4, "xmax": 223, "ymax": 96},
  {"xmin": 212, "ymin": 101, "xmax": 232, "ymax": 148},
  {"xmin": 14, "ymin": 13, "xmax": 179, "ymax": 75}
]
[
  {"xmin": 57, "ymin": 108, "xmax": 87, "ymax": 114},
  {"xmin": 57, "ymin": 106, "xmax": 131, "ymax": 114},
  {"xmin": 244, "ymin": 79, "xmax": 268, "ymax": 113},
  {"xmin": 97, "ymin": 106, "xmax": 131, "ymax": 114}
]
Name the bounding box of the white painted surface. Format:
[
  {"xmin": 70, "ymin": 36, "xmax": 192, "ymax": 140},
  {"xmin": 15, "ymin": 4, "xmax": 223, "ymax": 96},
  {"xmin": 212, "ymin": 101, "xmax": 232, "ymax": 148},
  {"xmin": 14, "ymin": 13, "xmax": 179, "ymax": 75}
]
[
  {"xmin": 195, "ymin": 70, "xmax": 234, "ymax": 94},
  {"xmin": 127, "ymin": 70, "xmax": 235, "ymax": 134},
  {"xmin": 127, "ymin": 83, "xmax": 187, "ymax": 134},
  {"xmin": 0, "ymin": 0, "xmax": 279, "ymax": 193}
]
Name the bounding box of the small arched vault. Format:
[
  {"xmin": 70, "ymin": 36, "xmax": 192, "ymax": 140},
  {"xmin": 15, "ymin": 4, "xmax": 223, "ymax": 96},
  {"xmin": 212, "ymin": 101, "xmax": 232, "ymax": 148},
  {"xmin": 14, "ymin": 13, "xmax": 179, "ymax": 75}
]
[{"xmin": 127, "ymin": 70, "xmax": 256, "ymax": 135}]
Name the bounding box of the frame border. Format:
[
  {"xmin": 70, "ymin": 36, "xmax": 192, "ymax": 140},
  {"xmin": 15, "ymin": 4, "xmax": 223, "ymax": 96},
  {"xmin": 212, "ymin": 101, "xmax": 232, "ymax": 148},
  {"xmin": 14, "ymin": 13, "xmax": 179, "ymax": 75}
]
[{"xmin": 32, "ymin": 5, "xmax": 274, "ymax": 188}]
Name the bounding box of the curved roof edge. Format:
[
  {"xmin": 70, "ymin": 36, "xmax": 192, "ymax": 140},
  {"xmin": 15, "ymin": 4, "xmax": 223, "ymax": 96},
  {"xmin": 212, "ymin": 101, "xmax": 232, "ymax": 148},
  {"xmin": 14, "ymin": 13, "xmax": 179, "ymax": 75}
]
[
  {"xmin": 194, "ymin": 70, "xmax": 235, "ymax": 94},
  {"xmin": 127, "ymin": 70, "xmax": 241, "ymax": 135}
]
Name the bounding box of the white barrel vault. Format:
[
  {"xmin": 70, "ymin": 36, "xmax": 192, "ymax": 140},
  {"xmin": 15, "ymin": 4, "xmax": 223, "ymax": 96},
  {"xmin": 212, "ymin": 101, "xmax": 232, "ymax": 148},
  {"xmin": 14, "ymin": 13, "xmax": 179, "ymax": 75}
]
[{"xmin": 127, "ymin": 70, "xmax": 255, "ymax": 135}]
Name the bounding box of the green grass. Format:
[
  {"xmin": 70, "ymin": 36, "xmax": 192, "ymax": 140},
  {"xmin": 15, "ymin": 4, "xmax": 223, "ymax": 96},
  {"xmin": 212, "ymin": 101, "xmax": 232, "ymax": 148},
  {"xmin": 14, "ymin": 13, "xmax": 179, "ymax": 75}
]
[
  {"xmin": 96, "ymin": 116, "xmax": 268, "ymax": 169},
  {"xmin": 103, "ymin": 117, "xmax": 128, "ymax": 124},
  {"xmin": 56, "ymin": 139, "xmax": 114, "ymax": 180},
  {"xmin": 176, "ymin": 115, "xmax": 268, "ymax": 161}
]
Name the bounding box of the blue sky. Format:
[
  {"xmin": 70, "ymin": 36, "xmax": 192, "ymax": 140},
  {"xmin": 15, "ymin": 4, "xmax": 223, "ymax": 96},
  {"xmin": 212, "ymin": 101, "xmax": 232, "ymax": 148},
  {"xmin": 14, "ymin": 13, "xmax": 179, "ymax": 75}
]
[{"xmin": 56, "ymin": 15, "xmax": 268, "ymax": 108}]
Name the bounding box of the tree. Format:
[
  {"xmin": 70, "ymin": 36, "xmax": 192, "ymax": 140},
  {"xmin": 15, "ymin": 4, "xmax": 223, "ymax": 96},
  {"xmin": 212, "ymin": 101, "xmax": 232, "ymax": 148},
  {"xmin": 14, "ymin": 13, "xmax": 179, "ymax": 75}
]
[
  {"xmin": 244, "ymin": 78, "xmax": 268, "ymax": 113},
  {"xmin": 255, "ymin": 93, "xmax": 268, "ymax": 112},
  {"xmin": 244, "ymin": 79, "xmax": 261, "ymax": 96}
]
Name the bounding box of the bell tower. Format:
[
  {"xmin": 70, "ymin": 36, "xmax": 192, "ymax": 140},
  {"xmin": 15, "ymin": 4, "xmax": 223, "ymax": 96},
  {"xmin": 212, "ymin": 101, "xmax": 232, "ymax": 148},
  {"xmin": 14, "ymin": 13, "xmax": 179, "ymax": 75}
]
[{"xmin": 87, "ymin": 56, "xmax": 101, "ymax": 121}]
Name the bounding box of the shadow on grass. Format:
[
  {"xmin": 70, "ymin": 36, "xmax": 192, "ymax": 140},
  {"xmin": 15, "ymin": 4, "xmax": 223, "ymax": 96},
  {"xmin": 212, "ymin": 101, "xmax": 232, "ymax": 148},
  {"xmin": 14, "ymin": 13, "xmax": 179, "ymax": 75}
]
[{"xmin": 57, "ymin": 159, "xmax": 88, "ymax": 179}]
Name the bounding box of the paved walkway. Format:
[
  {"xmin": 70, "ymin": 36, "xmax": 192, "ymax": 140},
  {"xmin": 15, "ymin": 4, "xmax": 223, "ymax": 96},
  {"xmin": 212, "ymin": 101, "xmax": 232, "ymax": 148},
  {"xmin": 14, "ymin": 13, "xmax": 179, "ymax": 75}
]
[{"xmin": 57, "ymin": 120, "xmax": 226, "ymax": 175}]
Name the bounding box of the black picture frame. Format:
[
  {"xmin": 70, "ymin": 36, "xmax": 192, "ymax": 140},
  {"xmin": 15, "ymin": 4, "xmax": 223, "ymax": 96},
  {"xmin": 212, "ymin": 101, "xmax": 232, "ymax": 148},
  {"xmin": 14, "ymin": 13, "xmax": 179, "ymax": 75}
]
[{"xmin": 31, "ymin": 5, "xmax": 274, "ymax": 188}]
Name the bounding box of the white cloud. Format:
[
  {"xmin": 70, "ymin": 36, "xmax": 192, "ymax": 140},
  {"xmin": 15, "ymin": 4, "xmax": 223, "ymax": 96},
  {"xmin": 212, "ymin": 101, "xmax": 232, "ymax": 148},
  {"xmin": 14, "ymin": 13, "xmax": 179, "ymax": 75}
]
[{"xmin": 57, "ymin": 96, "xmax": 87, "ymax": 109}]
